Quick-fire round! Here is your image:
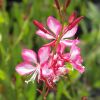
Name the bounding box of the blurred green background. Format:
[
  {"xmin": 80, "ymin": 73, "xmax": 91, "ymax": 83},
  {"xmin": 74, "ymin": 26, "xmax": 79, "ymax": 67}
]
[{"xmin": 0, "ymin": 0, "xmax": 100, "ymax": 100}]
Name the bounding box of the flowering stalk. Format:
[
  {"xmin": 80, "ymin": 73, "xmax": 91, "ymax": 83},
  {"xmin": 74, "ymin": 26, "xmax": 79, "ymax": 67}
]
[
  {"xmin": 64, "ymin": 0, "xmax": 71, "ymax": 10},
  {"xmin": 54, "ymin": 0, "xmax": 60, "ymax": 10},
  {"xmin": 15, "ymin": 0, "xmax": 85, "ymax": 99},
  {"xmin": 54, "ymin": 0, "xmax": 65, "ymax": 23}
]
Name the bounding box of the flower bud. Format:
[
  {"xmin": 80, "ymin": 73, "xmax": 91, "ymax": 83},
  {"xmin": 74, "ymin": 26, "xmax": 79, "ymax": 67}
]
[
  {"xmin": 68, "ymin": 11, "xmax": 77, "ymax": 24},
  {"xmin": 0, "ymin": 0, "xmax": 3, "ymax": 9},
  {"xmin": 68, "ymin": 16, "xmax": 84, "ymax": 30},
  {"xmin": 33, "ymin": 20, "xmax": 48, "ymax": 33},
  {"xmin": 54, "ymin": 0, "xmax": 60, "ymax": 10},
  {"xmin": 64, "ymin": 0, "xmax": 71, "ymax": 10}
]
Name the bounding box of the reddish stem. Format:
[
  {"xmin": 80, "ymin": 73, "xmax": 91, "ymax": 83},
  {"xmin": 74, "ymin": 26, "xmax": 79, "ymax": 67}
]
[{"xmin": 54, "ymin": 0, "xmax": 60, "ymax": 10}]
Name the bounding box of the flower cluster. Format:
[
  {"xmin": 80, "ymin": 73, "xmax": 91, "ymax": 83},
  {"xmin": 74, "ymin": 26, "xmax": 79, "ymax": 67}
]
[{"xmin": 16, "ymin": 14, "xmax": 85, "ymax": 88}]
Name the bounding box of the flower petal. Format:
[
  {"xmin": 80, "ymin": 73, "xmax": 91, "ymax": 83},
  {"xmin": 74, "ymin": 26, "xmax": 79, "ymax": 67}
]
[
  {"xmin": 70, "ymin": 43, "xmax": 85, "ymax": 73},
  {"xmin": 36, "ymin": 30, "xmax": 55, "ymax": 40},
  {"xmin": 38, "ymin": 46, "xmax": 50, "ymax": 64},
  {"xmin": 61, "ymin": 53, "xmax": 70, "ymax": 62},
  {"xmin": 16, "ymin": 62, "xmax": 36, "ymax": 75},
  {"xmin": 57, "ymin": 43, "xmax": 66, "ymax": 54},
  {"xmin": 22, "ymin": 49, "xmax": 37, "ymax": 64},
  {"xmin": 62, "ymin": 25, "xmax": 78, "ymax": 39},
  {"xmin": 57, "ymin": 67, "xmax": 69, "ymax": 75},
  {"xmin": 70, "ymin": 43, "xmax": 80, "ymax": 60},
  {"xmin": 42, "ymin": 63, "xmax": 53, "ymax": 77},
  {"xmin": 47, "ymin": 16, "xmax": 62, "ymax": 36},
  {"xmin": 71, "ymin": 62, "xmax": 85, "ymax": 73},
  {"xmin": 61, "ymin": 39, "xmax": 79, "ymax": 46}
]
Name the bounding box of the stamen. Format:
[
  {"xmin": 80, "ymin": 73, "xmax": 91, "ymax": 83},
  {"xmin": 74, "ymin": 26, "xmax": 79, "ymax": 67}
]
[{"xmin": 25, "ymin": 70, "xmax": 38, "ymax": 84}]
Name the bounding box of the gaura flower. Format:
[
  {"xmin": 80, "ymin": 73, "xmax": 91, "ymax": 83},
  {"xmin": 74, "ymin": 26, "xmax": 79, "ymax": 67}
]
[
  {"xmin": 41, "ymin": 54, "xmax": 69, "ymax": 87},
  {"xmin": 16, "ymin": 13, "xmax": 85, "ymax": 89},
  {"xmin": 15, "ymin": 46, "xmax": 50, "ymax": 84},
  {"xmin": 69, "ymin": 43, "xmax": 85, "ymax": 73},
  {"xmin": 33, "ymin": 16, "xmax": 83, "ymax": 46},
  {"xmin": 60, "ymin": 42, "xmax": 85, "ymax": 73},
  {"xmin": 15, "ymin": 46, "xmax": 69, "ymax": 87}
]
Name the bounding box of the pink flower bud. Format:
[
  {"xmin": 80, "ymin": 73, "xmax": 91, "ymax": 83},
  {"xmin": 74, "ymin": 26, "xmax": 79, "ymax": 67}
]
[
  {"xmin": 33, "ymin": 20, "xmax": 48, "ymax": 33},
  {"xmin": 68, "ymin": 11, "xmax": 77, "ymax": 24},
  {"xmin": 68, "ymin": 16, "xmax": 84, "ymax": 30}
]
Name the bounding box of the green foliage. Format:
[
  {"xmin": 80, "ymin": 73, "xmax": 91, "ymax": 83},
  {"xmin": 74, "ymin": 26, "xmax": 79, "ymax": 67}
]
[{"xmin": 0, "ymin": 0, "xmax": 100, "ymax": 100}]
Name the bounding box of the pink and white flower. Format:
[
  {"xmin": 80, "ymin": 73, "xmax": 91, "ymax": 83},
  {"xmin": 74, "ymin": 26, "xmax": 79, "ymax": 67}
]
[
  {"xmin": 61, "ymin": 42, "xmax": 85, "ymax": 73},
  {"xmin": 16, "ymin": 46, "xmax": 50, "ymax": 84},
  {"xmin": 15, "ymin": 46, "xmax": 69, "ymax": 87},
  {"xmin": 16, "ymin": 14, "xmax": 85, "ymax": 89},
  {"xmin": 34, "ymin": 16, "xmax": 80, "ymax": 46}
]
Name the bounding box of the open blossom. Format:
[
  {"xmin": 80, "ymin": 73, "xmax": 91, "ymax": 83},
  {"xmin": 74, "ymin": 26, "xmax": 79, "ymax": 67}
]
[
  {"xmin": 15, "ymin": 46, "xmax": 69, "ymax": 87},
  {"xmin": 15, "ymin": 46, "xmax": 50, "ymax": 84},
  {"xmin": 34, "ymin": 16, "xmax": 81, "ymax": 46},
  {"xmin": 60, "ymin": 42, "xmax": 85, "ymax": 73},
  {"xmin": 70, "ymin": 44, "xmax": 85, "ymax": 73},
  {"xmin": 16, "ymin": 15, "xmax": 85, "ymax": 86},
  {"xmin": 16, "ymin": 7, "xmax": 85, "ymax": 93},
  {"xmin": 41, "ymin": 53, "xmax": 69, "ymax": 87}
]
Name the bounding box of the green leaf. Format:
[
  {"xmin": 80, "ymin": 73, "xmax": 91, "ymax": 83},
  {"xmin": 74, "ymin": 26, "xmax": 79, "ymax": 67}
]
[
  {"xmin": 0, "ymin": 13, "xmax": 4, "ymax": 23},
  {"xmin": 94, "ymin": 81, "xmax": 100, "ymax": 88},
  {"xmin": 0, "ymin": 70, "xmax": 6, "ymax": 80}
]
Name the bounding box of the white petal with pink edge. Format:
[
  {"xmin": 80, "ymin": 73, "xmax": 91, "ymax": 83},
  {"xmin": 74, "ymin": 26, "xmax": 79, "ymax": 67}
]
[
  {"xmin": 70, "ymin": 44, "xmax": 80, "ymax": 60},
  {"xmin": 61, "ymin": 39, "xmax": 79, "ymax": 46},
  {"xmin": 15, "ymin": 62, "xmax": 36, "ymax": 75},
  {"xmin": 71, "ymin": 62, "xmax": 85, "ymax": 73},
  {"xmin": 22, "ymin": 49, "xmax": 37, "ymax": 64},
  {"xmin": 38, "ymin": 46, "xmax": 50, "ymax": 64},
  {"xmin": 36, "ymin": 30, "xmax": 55, "ymax": 40},
  {"xmin": 42, "ymin": 63, "xmax": 53, "ymax": 77},
  {"xmin": 47, "ymin": 16, "xmax": 62, "ymax": 36},
  {"xmin": 42, "ymin": 67, "xmax": 53, "ymax": 78},
  {"xmin": 62, "ymin": 25, "xmax": 78, "ymax": 39}
]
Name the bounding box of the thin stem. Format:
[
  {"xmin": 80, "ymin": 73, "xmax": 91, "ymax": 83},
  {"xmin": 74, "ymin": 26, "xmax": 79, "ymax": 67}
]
[
  {"xmin": 44, "ymin": 88, "xmax": 49, "ymax": 100},
  {"xmin": 37, "ymin": 89, "xmax": 42, "ymax": 94},
  {"xmin": 42, "ymin": 84, "xmax": 47, "ymax": 100},
  {"xmin": 54, "ymin": 0, "xmax": 64, "ymax": 23},
  {"xmin": 58, "ymin": 10, "xmax": 64, "ymax": 23}
]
